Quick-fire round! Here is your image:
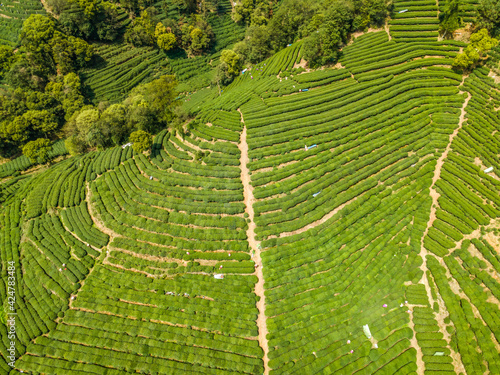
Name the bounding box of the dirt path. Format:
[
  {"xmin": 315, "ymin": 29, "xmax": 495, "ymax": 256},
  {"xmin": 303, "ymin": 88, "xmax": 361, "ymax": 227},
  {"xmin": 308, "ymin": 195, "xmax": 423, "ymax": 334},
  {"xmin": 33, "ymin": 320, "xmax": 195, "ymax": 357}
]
[
  {"xmin": 414, "ymin": 86, "xmax": 471, "ymax": 375},
  {"xmin": 86, "ymin": 183, "xmax": 119, "ymax": 242},
  {"xmin": 238, "ymin": 109, "xmax": 270, "ymax": 374},
  {"xmin": 385, "ymin": 21, "xmax": 392, "ymax": 41}
]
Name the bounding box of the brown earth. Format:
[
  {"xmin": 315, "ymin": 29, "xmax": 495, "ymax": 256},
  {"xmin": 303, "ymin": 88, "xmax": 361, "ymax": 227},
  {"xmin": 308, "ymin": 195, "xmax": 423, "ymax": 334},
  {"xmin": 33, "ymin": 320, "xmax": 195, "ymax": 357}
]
[{"xmin": 238, "ymin": 108, "xmax": 270, "ymax": 374}]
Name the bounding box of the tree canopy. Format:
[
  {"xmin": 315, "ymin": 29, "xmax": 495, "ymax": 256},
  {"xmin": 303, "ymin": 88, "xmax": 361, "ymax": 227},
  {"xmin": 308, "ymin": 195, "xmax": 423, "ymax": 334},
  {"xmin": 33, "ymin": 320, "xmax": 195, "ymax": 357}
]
[
  {"xmin": 439, "ymin": 0, "xmax": 461, "ymax": 38},
  {"xmin": 130, "ymin": 130, "xmax": 152, "ymax": 153},
  {"xmin": 22, "ymin": 138, "xmax": 52, "ymax": 164},
  {"xmin": 453, "ymin": 28, "xmax": 498, "ymax": 70},
  {"xmin": 477, "ymin": 0, "xmax": 500, "ymax": 37}
]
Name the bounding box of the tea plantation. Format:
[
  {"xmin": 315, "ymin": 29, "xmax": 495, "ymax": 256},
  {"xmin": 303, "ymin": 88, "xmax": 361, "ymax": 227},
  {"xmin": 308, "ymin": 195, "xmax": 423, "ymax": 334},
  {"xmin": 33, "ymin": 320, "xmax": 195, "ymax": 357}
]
[
  {"xmin": 1, "ymin": 3, "xmax": 500, "ymax": 375},
  {"xmin": 0, "ymin": 0, "xmax": 45, "ymax": 46}
]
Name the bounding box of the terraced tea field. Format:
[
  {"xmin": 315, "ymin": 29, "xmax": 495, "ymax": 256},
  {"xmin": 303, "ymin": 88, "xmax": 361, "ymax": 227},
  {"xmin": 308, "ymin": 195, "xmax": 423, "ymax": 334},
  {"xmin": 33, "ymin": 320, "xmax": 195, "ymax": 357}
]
[
  {"xmin": 82, "ymin": 4, "xmax": 245, "ymax": 103},
  {"xmin": 0, "ymin": 0, "xmax": 45, "ymax": 46},
  {"xmin": 1, "ymin": 8, "xmax": 500, "ymax": 375}
]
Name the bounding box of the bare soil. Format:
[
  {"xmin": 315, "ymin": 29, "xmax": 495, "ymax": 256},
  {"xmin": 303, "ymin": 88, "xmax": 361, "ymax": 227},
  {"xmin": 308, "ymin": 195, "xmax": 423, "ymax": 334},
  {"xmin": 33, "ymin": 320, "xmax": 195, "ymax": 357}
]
[
  {"xmin": 293, "ymin": 58, "xmax": 308, "ymax": 70},
  {"xmin": 414, "ymin": 86, "xmax": 471, "ymax": 374},
  {"xmin": 238, "ymin": 108, "xmax": 270, "ymax": 374},
  {"xmin": 385, "ymin": 22, "xmax": 392, "ymax": 42}
]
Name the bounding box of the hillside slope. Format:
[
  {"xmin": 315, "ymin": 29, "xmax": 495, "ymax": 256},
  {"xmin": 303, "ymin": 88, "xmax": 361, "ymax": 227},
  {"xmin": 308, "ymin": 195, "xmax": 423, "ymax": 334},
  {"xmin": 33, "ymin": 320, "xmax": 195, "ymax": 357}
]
[{"xmin": 1, "ymin": 8, "xmax": 500, "ymax": 375}]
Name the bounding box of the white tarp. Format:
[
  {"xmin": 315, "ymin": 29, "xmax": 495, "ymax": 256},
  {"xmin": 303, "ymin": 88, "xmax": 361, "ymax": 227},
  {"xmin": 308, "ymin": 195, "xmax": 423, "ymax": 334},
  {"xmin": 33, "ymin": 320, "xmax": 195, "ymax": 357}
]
[{"xmin": 363, "ymin": 324, "xmax": 372, "ymax": 339}]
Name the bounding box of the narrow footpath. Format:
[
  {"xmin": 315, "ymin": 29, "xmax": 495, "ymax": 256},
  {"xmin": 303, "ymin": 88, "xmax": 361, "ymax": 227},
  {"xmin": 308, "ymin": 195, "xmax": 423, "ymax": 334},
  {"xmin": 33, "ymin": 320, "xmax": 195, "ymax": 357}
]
[
  {"xmin": 238, "ymin": 110, "xmax": 270, "ymax": 374},
  {"xmin": 416, "ymin": 88, "xmax": 471, "ymax": 375}
]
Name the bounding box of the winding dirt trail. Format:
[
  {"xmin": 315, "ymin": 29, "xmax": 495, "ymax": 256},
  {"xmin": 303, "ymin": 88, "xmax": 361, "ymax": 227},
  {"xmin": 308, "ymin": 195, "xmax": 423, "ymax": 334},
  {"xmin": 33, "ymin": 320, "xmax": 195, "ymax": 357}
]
[
  {"xmin": 385, "ymin": 21, "xmax": 392, "ymax": 41},
  {"xmin": 40, "ymin": 0, "xmax": 58, "ymax": 18},
  {"xmin": 415, "ymin": 87, "xmax": 471, "ymax": 375},
  {"xmin": 238, "ymin": 109, "xmax": 270, "ymax": 374}
]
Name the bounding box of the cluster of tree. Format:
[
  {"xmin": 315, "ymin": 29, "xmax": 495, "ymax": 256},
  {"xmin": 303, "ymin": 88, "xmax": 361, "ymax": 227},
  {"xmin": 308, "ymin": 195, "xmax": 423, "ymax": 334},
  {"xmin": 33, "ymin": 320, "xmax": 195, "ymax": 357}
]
[
  {"xmin": 0, "ymin": 73, "xmax": 85, "ymax": 157},
  {"xmin": 63, "ymin": 75, "xmax": 179, "ymax": 155},
  {"xmin": 46, "ymin": 0, "xmax": 123, "ymax": 42},
  {"xmin": 119, "ymin": 0, "xmax": 155, "ymax": 14},
  {"xmin": 452, "ymin": 28, "xmax": 498, "ymax": 71},
  {"xmin": 22, "ymin": 138, "xmax": 53, "ymax": 164},
  {"xmin": 477, "ymin": 0, "xmax": 500, "ymax": 37},
  {"xmin": 0, "ymin": 14, "xmax": 93, "ymax": 158},
  {"xmin": 215, "ymin": 49, "xmax": 244, "ymax": 85},
  {"xmin": 441, "ymin": 0, "xmax": 500, "ymax": 39},
  {"xmin": 232, "ymin": 0, "xmax": 275, "ymax": 25},
  {"xmin": 0, "ymin": 11, "xmax": 183, "ymax": 161},
  {"xmin": 125, "ymin": 8, "xmax": 214, "ymax": 56},
  {"xmin": 227, "ymin": 0, "xmax": 392, "ymax": 69},
  {"xmin": 439, "ymin": 0, "xmax": 461, "ymax": 38},
  {"xmin": 2, "ymin": 15, "xmax": 94, "ymax": 92},
  {"xmin": 172, "ymin": 0, "xmax": 219, "ymax": 17}
]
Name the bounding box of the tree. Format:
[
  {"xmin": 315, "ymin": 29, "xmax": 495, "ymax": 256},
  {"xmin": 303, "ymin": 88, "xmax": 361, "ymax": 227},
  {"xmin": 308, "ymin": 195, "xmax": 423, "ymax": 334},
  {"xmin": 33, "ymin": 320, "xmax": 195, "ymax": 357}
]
[
  {"xmin": 75, "ymin": 108, "xmax": 100, "ymax": 142},
  {"xmin": 302, "ymin": 33, "xmax": 322, "ymax": 67},
  {"xmin": 439, "ymin": 0, "xmax": 461, "ymax": 38},
  {"xmin": 453, "ymin": 28, "xmax": 498, "ymax": 70},
  {"xmin": 22, "ymin": 110, "xmax": 58, "ymax": 136},
  {"xmin": 233, "ymin": 0, "xmax": 274, "ymax": 25},
  {"xmin": 22, "ymin": 138, "xmax": 52, "ymax": 164},
  {"xmin": 0, "ymin": 116, "xmax": 30, "ymax": 144},
  {"xmin": 471, "ymin": 27, "xmax": 498, "ymax": 51},
  {"xmin": 19, "ymin": 14, "xmax": 93, "ymax": 80},
  {"xmin": 157, "ymin": 33, "xmax": 177, "ymax": 50},
  {"xmin": 77, "ymin": 0, "xmax": 100, "ymax": 18},
  {"xmin": 155, "ymin": 23, "xmax": 177, "ymax": 51},
  {"xmin": 214, "ymin": 62, "xmax": 234, "ymax": 86},
  {"xmin": 127, "ymin": 75, "xmax": 178, "ymax": 131},
  {"xmin": 325, "ymin": 0, "xmax": 354, "ymax": 42},
  {"xmin": 189, "ymin": 28, "xmax": 210, "ymax": 54},
  {"xmin": 245, "ymin": 25, "xmax": 271, "ymax": 62},
  {"xmin": 124, "ymin": 94, "xmax": 156, "ymax": 133},
  {"xmin": 196, "ymin": 0, "xmax": 219, "ymax": 16},
  {"xmin": 20, "ymin": 15, "xmax": 57, "ymax": 75},
  {"xmin": 233, "ymin": 41, "xmax": 250, "ymax": 62},
  {"xmin": 267, "ymin": 0, "xmax": 314, "ymax": 50},
  {"xmin": 97, "ymin": 2, "xmax": 122, "ymax": 41},
  {"xmin": 477, "ymin": 0, "xmax": 500, "ymax": 37},
  {"xmin": 51, "ymin": 32, "xmax": 94, "ymax": 74},
  {"xmin": 124, "ymin": 10, "xmax": 156, "ymax": 46},
  {"xmin": 172, "ymin": 0, "xmax": 197, "ymax": 15},
  {"xmin": 180, "ymin": 15, "xmax": 213, "ymax": 55},
  {"xmin": 45, "ymin": 73, "xmax": 85, "ymax": 120},
  {"xmin": 233, "ymin": 0, "xmax": 254, "ymax": 23},
  {"xmin": 352, "ymin": 0, "xmax": 390, "ymax": 30},
  {"xmin": 65, "ymin": 135, "xmax": 86, "ymax": 156},
  {"xmin": 0, "ymin": 46, "xmax": 15, "ymax": 78},
  {"xmin": 250, "ymin": 1, "xmax": 273, "ymax": 26},
  {"xmin": 46, "ymin": 0, "xmax": 68, "ymax": 15},
  {"xmin": 98, "ymin": 103, "xmax": 130, "ymax": 145},
  {"xmin": 56, "ymin": 0, "xmax": 121, "ymax": 41},
  {"xmin": 130, "ymin": 130, "xmax": 152, "ymax": 153},
  {"xmin": 220, "ymin": 50, "xmax": 243, "ymax": 75},
  {"xmin": 5, "ymin": 60, "xmax": 46, "ymax": 91}
]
